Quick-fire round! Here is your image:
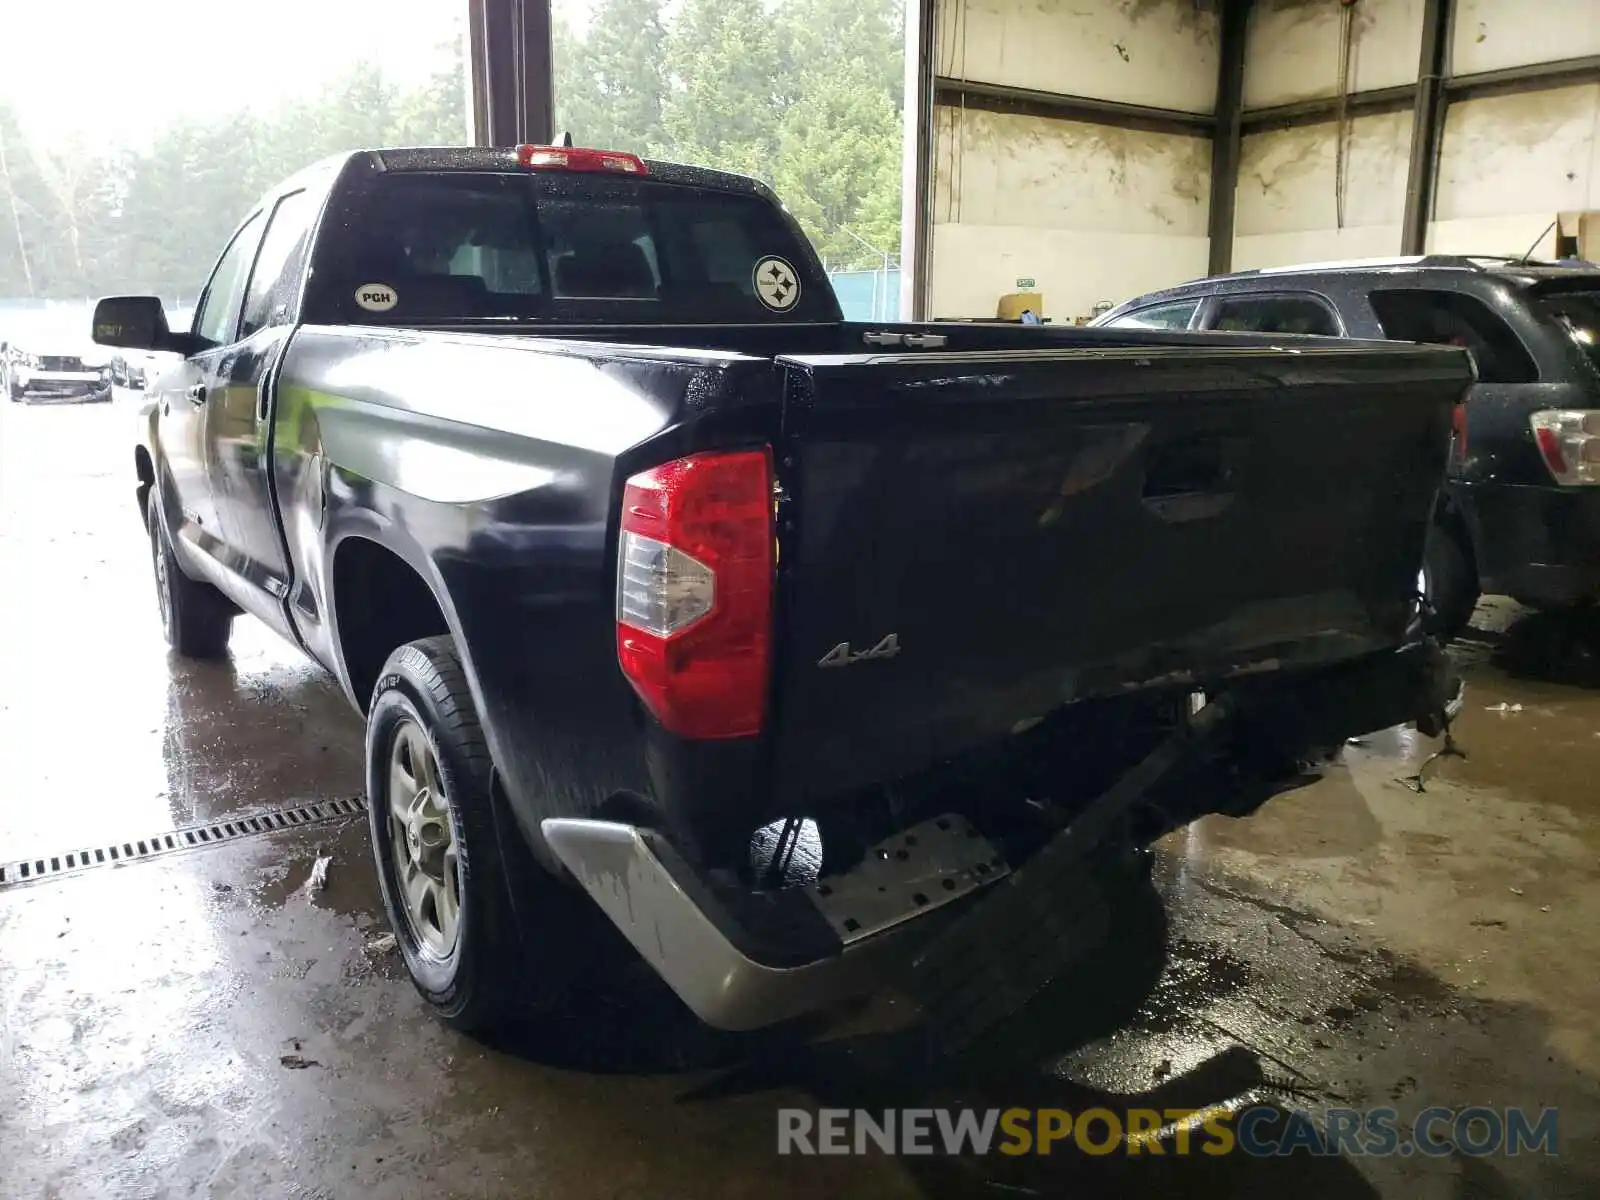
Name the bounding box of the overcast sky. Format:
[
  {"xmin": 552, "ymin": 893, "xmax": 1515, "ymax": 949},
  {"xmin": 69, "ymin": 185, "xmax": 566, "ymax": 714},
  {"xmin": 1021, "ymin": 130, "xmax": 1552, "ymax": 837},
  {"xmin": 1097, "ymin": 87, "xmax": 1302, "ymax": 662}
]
[{"xmin": 3, "ymin": 0, "xmax": 481, "ymax": 145}]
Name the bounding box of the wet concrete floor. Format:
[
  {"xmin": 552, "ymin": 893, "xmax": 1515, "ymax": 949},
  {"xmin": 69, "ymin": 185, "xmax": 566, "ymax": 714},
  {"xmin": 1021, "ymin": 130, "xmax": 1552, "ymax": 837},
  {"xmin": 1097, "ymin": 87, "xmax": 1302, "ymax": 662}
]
[{"xmin": 3, "ymin": 398, "xmax": 1600, "ymax": 1197}]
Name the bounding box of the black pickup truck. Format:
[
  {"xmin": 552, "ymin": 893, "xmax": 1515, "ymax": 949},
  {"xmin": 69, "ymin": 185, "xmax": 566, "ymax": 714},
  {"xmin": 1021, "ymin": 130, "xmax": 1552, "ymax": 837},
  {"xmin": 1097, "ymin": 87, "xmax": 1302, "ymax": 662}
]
[{"xmin": 94, "ymin": 145, "xmax": 1469, "ymax": 1035}]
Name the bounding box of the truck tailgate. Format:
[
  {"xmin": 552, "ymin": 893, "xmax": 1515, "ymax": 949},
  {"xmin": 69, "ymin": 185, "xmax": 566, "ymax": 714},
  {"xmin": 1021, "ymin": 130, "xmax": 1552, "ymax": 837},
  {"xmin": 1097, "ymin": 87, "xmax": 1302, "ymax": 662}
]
[{"xmin": 768, "ymin": 343, "xmax": 1470, "ymax": 803}]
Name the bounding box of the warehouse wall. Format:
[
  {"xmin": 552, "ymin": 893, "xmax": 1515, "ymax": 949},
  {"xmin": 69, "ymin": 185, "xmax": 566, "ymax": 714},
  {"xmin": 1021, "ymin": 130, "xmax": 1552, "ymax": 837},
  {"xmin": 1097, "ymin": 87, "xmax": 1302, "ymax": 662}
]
[
  {"xmin": 935, "ymin": 0, "xmax": 1219, "ymax": 112},
  {"xmin": 930, "ymin": 107, "xmax": 1211, "ymax": 318},
  {"xmin": 917, "ymin": 0, "xmax": 1600, "ymax": 315},
  {"xmin": 1233, "ymin": 0, "xmax": 1420, "ymax": 268},
  {"xmin": 1233, "ymin": 0, "xmax": 1600, "ymax": 270},
  {"xmin": 1431, "ymin": 0, "xmax": 1600, "ymax": 258},
  {"xmin": 1451, "ymin": 0, "xmax": 1600, "ymax": 75},
  {"xmin": 1429, "ymin": 84, "xmax": 1600, "ymax": 257},
  {"xmin": 1243, "ymin": 0, "xmax": 1425, "ymax": 109},
  {"xmin": 1233, "ymin": 110, "xmax": 1411, "ymax": 268},
  {"xmin": 927, "ymin": 0, "xmax": 1218, "ymax": 321}
]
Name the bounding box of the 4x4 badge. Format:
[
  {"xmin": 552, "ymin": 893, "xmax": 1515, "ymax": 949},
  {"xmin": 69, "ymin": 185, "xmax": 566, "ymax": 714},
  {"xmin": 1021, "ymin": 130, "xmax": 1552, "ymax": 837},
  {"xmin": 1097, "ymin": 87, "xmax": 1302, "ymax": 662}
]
[{"xmin": 819, "ymin": 634, "xmax": 901, "ymax": 668}]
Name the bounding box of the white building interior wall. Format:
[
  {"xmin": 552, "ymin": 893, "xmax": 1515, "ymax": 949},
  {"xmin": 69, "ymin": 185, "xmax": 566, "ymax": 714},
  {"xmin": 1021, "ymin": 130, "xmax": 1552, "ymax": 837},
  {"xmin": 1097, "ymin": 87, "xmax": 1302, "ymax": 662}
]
[
  {"xmin": 929, "ymin": 106, "xmax": 1210, "ymax": 318},
  {"xmin": 927, "ymin": 0, "xmax": 1218, "ymax": 322},
  {"xmin": 1233, "ymin": 0, "xmax": 1600, "ymax": 272},
  {"xmin": 1232, "ymin": 109, "xmax": 1412, "ymax": 270},
  {"xmin": 1451, "ymin": 0, "xmax": 1600, "ymax": 75},
  {"xmin": 935, "ymin": 0, "xmax": 1219, "ymax": 112},
  {"xmin": 1243, "ymin": 0, "xmax": 1425, "ymax": 109}
]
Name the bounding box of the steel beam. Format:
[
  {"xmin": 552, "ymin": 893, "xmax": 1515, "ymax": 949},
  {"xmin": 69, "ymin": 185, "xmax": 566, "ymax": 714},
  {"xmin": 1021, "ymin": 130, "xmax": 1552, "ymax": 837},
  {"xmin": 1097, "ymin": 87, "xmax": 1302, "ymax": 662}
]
[
  {"xmin": 1208, "ymin": 0, "xmax": 1250, "ymax": 275},
  {"xmin": 1237, "ymin": 55, "xmax": 1600, "ymax": 138},
  {"xmin": 1445, "ymin": 53, "xmax": 1600, "ymax": 101},
  {"xmin": 933, "ymin": 78, "xmax": 1213, "ymax": 138},
  {"xmin": 466, "ymin": 0, "xmax": 553, "ymax": 147},
  {"xmin": 1401, "ymin": 0, "xmax": 1453, "ymax": 255},
  {"xmin": 518, "ymin": 0, "xmax": 555, "ymax": 146},
  {"xmin": 1240, "ymin": 84, "xmax": 1417, "ymax": 135},
  {"xmin": 901, "ymin": 0, "xmax": 938, "ymax": 321}
]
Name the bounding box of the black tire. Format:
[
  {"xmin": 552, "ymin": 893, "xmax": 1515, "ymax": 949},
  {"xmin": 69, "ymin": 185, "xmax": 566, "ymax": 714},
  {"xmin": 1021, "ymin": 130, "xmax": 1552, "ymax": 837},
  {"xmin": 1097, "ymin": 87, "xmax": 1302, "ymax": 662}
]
[
  {"xmin": 369, "ymin": 636, "xmax": 582, "ymax": 1033},
  {"xmin": 1422, "ymin": 520, "xmax": 1478, "ymax": 642},
  {"xmin": 147, "ymin": 498, "xmax": 232, "ymax": 658}
]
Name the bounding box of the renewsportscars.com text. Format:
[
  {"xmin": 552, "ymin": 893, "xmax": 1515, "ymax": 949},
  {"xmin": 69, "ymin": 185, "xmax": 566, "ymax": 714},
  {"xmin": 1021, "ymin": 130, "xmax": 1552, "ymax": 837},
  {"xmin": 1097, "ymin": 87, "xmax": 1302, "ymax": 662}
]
[{"xmin": 777, "ymin": 1105, "xmax": 1559, "ymax": 1158}]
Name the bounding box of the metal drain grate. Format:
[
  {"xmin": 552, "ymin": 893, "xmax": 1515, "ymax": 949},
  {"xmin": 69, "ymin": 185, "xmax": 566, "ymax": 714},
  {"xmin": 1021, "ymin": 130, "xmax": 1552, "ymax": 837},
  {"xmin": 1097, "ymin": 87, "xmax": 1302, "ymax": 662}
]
[{"xmin": 0, "ymin": 796, "xmax": 367, "ymax": 890}]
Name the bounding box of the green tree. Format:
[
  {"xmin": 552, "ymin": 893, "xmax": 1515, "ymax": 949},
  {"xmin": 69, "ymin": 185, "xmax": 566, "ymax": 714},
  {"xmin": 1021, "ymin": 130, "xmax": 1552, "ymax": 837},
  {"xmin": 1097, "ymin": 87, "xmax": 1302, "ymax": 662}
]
[
  {"xmin": 0, "ymin": 105, "xmax": 48, "ymax": 298},
  {"xmin": 0, "ymin": 0, "xmax": 911, "ymax": 302},
  {"xmin": 552, "ymin": 15, "xmax": 606, "ymax": 147},
  {"xmin": 0, "ymin": 108, "xmax": 122, "ymax": 299},
  {"xmin": 572, "ymin": 0, "xmax": 668, "ymax": 152},
  {"xmin": 775, "ymin": 68, "xmax": 902, "ymax": 270},
  {"xmin": 113, "ymin": 116, "xmax": 265, "ymax": 298},
  {"xmin": 777, "ymin": 0, "xmax": 904, "ymax": 109},
  {"xmin": 658, "ymin": 0, "xmax": 783, "ymax": 179}
]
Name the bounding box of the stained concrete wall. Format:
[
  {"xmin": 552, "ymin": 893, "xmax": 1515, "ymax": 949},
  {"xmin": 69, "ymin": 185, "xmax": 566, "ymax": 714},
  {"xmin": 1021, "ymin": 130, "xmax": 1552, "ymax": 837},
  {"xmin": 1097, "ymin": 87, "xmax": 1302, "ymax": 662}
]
[
  {"xmin": 935, "ymin": 0, "xmax": 1219, "ymax": 113},
  {"xmin": 1232, "ymin": 1, "xmax": 1600, "ymax": 270},
  {"xmin": 1243, "ymin": 0, "xmax": 1425, "ymax": 109},
  {"xmin": 1232, "ymin": 109, "xmax": 1412, "ymax": 269},
  {"xmin": 926, "ymin": 0, "xmax": 1217, "ymax": 320},
  {"xmin": 1426, "ymin": 83, "xmax": 1600, "ymax": 256},
  {"xmin": 929, "ymin": 106, "xmax": 1211, "ymax": 318},
  {"xmin": 1435, "ymin": 86, "xmax": 1600, "ymax": 219},
  {"xmin": 922, "ymin": 0, "xmax": 1600, "ymax": 314},
  {"xmin": 1452, "ymin": 0, "xmax": 1600, "ymax": 76}
]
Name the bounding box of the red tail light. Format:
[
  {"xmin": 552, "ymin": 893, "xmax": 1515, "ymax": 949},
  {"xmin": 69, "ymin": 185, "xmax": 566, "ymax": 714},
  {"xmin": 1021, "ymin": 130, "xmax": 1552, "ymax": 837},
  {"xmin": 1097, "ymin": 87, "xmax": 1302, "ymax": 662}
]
[
  {"xmin": 616, "ymin": 448, "xmax": 773, "ymax": 739},
  {"xmin": 1451, "ymin": 403, "xmax": 1468, "ymax": 467},
  {"xmin": 516, "ymin": 144, "xmax": 648, "ymax": 174},
  {"xmin": 1531, "ymin": 410, "xmax": 1600, "ymax": 485}
]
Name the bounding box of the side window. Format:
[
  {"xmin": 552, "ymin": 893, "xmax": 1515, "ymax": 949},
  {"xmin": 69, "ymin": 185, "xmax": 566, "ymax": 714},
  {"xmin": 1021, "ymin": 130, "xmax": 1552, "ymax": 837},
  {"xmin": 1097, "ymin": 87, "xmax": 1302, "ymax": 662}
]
[
  {"xmin": 1368, "ymin": 289, "xmax": 1538, "ymax": 384},
  {"xmin": 1104, "ymin": 300, "xmax": 1198, "ymax": 330},
  {"xmin": 194, "ymin": 213, "xmax": 265, "ymax": 347},
  {"xmin": 1208, "ymin": 294, "xmax": 1340, "ymax": 336},
  {"xmin": 240, "ymin": 190, "xmax": 317, "ymax": 338}
]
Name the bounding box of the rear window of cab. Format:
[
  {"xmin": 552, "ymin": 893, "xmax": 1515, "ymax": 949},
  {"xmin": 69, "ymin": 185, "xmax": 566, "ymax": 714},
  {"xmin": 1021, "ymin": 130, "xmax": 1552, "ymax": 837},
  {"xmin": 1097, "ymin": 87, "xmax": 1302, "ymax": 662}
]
[{"xmin": 305, "ymin": 170, "xmax": 839, "ymax": 325}]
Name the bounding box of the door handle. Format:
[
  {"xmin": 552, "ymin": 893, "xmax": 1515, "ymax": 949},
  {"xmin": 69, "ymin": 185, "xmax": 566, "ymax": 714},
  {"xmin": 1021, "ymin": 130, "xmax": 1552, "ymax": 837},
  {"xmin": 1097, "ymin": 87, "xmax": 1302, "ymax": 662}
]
[{"xmin": 186, "ymin": 383, "xmax": 207, "ymax": 404}]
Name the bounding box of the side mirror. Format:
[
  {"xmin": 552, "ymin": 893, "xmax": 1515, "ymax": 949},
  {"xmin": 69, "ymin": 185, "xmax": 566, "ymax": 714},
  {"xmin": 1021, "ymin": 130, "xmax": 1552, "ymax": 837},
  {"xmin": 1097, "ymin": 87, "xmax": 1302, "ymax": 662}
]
[{"xmin": 92, "ymin": 296, "xmax": 172, "ymax": 351}]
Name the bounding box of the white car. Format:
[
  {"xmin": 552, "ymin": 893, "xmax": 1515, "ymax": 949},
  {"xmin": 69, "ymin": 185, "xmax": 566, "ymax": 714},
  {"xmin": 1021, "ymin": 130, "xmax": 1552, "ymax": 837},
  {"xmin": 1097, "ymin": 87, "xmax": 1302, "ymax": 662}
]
[{"xmin": 2, "ymin": 337, "xmax": 113, "ymax": 404}]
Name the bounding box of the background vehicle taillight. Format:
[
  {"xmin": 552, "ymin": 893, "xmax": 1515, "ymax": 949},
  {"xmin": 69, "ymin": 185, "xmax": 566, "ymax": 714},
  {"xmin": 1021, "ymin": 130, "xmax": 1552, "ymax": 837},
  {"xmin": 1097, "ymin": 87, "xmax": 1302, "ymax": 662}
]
[
  {"xmin": 1530, "ymin": 410, "xmax": 1600, "ymax": 485},
  {"xmin": 616, "ymin": 448, "xmax": 774, "ymax": 739}
]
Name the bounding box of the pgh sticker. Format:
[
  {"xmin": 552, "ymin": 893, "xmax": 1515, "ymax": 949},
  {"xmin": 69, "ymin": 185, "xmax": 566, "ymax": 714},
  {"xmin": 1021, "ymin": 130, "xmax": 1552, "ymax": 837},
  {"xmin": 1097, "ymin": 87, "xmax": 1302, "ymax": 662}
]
[
  {"xmin": 354, "ymin": 283, "xmax": 398, "ymax": 312},
  {"xmin": 753, "ymin": 256, "xmax": 801, "ymax": 312}
]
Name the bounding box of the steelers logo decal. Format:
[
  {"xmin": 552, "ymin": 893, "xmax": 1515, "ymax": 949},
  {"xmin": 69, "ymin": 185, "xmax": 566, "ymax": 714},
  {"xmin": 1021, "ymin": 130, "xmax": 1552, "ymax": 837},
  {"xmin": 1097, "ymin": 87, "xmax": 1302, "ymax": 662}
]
[{"xmin": 753, "ymin": 256, "xmax": 801, "ymax": 312}]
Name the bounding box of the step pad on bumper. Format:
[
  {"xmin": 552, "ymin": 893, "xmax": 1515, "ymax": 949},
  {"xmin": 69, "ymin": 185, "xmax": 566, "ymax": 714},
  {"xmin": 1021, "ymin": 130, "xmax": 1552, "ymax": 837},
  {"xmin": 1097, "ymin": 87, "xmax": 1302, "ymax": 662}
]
[
  {"xmin": 543, "ymin": 813, "xmax": 1008, "ymax": 1030},
  {"xmin": 808, "ymin": 814, "xmax": 1011, "ymax": 944}
]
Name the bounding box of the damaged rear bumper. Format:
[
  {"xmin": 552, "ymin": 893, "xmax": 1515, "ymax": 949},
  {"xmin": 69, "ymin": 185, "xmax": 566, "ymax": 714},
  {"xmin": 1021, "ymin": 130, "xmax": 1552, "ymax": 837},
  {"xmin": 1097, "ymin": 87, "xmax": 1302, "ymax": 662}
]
[
  {"xmin": 545, "ymin": 639, "xmax": 1461, "ymax": 1031},
  {"xmin": 542, "ymin": 811, "xmax": 1007, "ymax": 1031},
  {"xmin": 544, "ymin": 819, "xmax": 876, "ymax": 1031},
  {"xmin": 1227, "ymin": 636, "xmax": 1462, "ymax": 745}
]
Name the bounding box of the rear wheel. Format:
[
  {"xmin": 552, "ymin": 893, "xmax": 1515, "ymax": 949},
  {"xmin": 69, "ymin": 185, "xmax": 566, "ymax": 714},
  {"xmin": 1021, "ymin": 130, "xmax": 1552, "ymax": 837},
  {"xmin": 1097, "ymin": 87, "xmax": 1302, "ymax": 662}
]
[
  {"xmin": 147, "ymin": 499, "xmax": 233, "ymax": 658},
  {"xmin": 367, "ymin": 636, "xmax": 624, "ymax": 1032}
]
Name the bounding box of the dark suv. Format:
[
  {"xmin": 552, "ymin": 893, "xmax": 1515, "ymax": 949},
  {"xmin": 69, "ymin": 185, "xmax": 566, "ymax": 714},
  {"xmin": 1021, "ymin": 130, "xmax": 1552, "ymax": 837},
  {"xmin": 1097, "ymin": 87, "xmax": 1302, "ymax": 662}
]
[{"xmin": 1094, "ymin": 255, "xmax": 1600, "ymax": 636}]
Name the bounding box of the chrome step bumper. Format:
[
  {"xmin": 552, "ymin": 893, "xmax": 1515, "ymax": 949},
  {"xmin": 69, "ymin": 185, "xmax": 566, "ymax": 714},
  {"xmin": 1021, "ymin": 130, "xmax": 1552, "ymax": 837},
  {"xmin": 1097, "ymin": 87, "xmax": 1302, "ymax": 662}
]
[{"xmin": 541, "ymin": 813, "xmax": 1007, "ymax": 1031}]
